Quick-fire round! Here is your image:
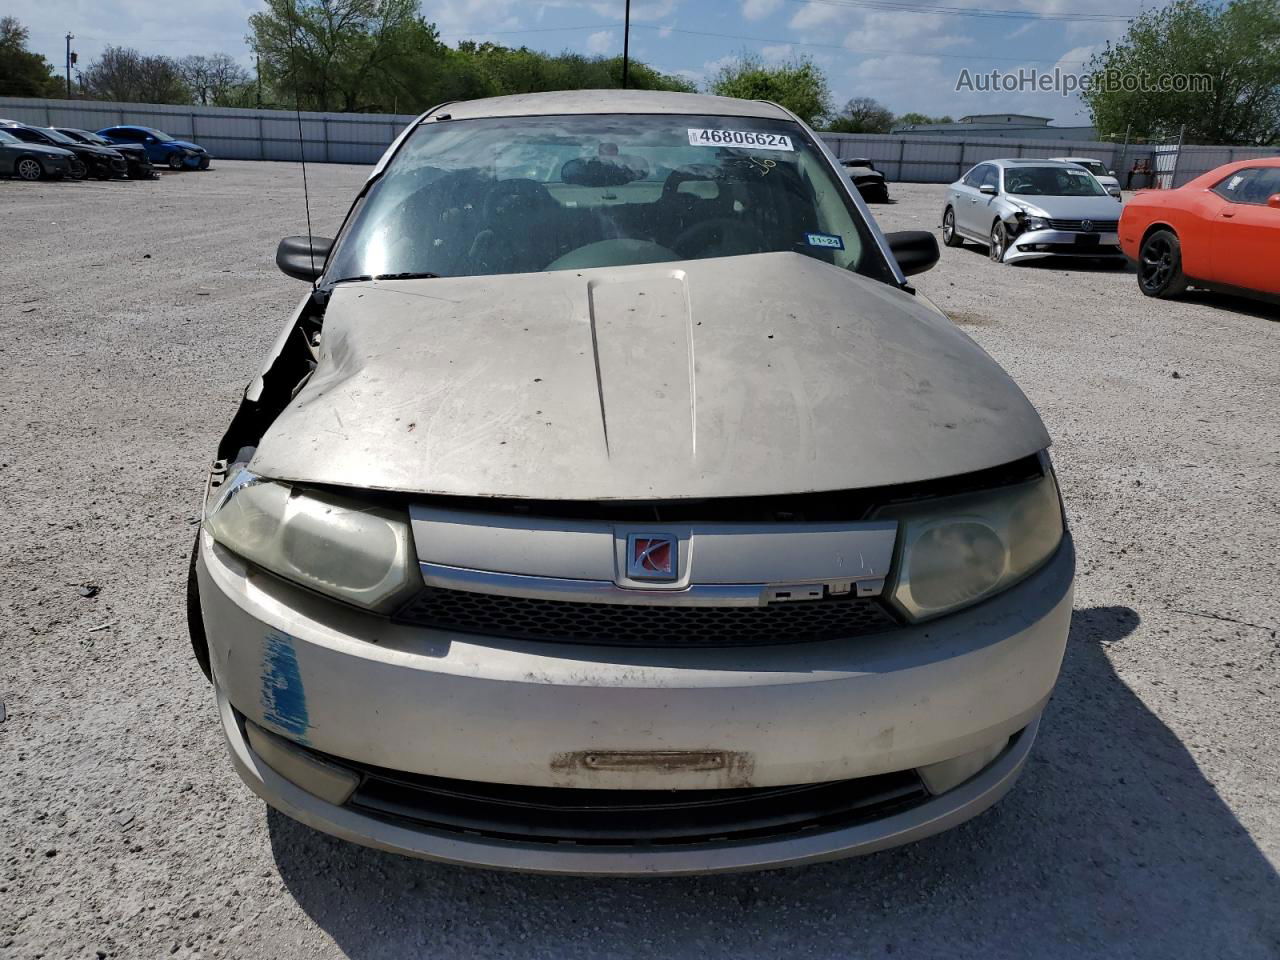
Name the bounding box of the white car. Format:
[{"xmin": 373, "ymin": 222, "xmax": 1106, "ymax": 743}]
[
  {"xmin": 1050, "ymin": 156, "xmax": 1122, "ymax": 197},
  {"xmin": 190, "ymin": 90, "xmax": 1073, "ymax": 875},
  {"xmin": 943, "ymin": 158, "xmax": 1125, "ymax": 265}
]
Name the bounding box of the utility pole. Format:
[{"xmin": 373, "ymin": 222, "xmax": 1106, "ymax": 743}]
[
  {"xmin": 622, "ymin": 0, "xmax": 631, "ymax": 89},
  {"xmin": 65, "ymin": 33, "xmax": 74, "ymax": 98}
]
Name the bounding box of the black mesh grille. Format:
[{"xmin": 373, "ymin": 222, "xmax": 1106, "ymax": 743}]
[
  {"xmin": 1046, "ymin": 218, "xmax": 1119, "ymax": 232},
  {"xmin": 394, "ymin": 586, "xmax": 900, "ymax": 647},
  {"xmin": 342, "ymin": 756, "xmax": 929, "ymax": 846}
]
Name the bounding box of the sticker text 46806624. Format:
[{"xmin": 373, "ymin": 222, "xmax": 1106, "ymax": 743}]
[{"xmin": 686, "ymin": 129, "xmax": 795, "ymax": 151}]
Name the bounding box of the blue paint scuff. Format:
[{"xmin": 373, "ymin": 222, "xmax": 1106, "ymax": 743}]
[{"xmin": 261, "ymin": 629, "xmax": 309, "ymax": 742}]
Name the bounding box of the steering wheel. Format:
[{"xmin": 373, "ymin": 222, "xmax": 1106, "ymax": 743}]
[
  {"xmin": 483, "ymin": 178, "xmax": 554, "ymax": 220},
  {"xmin": 672, "ymin": 218, "xmax": 766, "ymax": 259}
]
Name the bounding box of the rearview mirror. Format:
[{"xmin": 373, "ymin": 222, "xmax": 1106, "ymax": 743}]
[
  {"xmin": 561, "ymin": 154, "xmax": 650, "ymax": 187},
  {"xmin": 885, "ymin": 230, "xmax": 939, "ymax": 277},
  {"xmin": 276, "ymin": 235, "xmax": 334, "ymax": 282},
  {"xmin": 1269, "ymin": 193, "xmax": 1280, "ymax": 209},
  {"xmin": 979, "ymin": 183, "xmax": 997, "ymax": 196}
]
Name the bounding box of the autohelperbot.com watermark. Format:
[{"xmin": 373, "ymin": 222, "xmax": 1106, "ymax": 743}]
[{"xmin": 955, "ymin": 67, "xmax": 1213, "ymax": 98}]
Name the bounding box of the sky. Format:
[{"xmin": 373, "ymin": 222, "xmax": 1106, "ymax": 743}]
[{"xmin": 13, "ymin": 0, "xmax": 1154, "ymax": 125}]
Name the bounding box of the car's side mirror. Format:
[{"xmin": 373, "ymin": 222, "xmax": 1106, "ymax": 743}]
[
  {"xmin": 979, "ymin": 183, "xmax": 997, "ymax": 195},
  {"xmin": 1109, "ymin": 170, "xmax": 1117, "ymax": 176},
  {"xmin": 885, "ymin": 230, "xmax": 940, "ymax": 277},
  {"xmin": 276, "ymin": 235, "xmax": 335, "ymax": 282},
  {"xmin": 1268, "ymin": 193, "xmax": 1280, "ymax": 209}
]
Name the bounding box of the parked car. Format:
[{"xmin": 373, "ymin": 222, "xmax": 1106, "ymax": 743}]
[
  {"xmin": 96, "ymin": 125, "xmax": 211, "ymax": 170},
  {"xmin": 1050, "ymin": 156, "xmax": 1122, "ymax": 197},
  {"xmin": 189, "ymin": 90, "xmax": 1072, "ymax": 876},
  {"xmin": 0, "ymin": 121, "xmax": 125, "ymax": 180},
  {"xmin": 1120, "ymin": 157, "xmax": 1280, "ymax": 302},
  {"xmin": 55, "ymin": 127, "xmax": 156, "ymax": 179},
  {"xmin": 841, "ymin": 156, "xmax": 890, "ymax": 203},
  {"xmin": 0, "ymin": 122, "xmax": 94, "ymax": 179},
  {"xmin": 0, "ymin": 127, "xmax": 78, "ymax": 180},
  {"xmin": 942, "ymin": 158, "xmax": 1125, "ymax": 264}
]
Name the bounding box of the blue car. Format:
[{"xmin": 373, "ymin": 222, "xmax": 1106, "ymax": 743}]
[{"xmin": 96, "ymin": 125, "xmax": 211, "ymax": 171}]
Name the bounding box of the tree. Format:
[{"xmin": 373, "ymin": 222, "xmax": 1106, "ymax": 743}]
[
  {"xmin": 249, "ymin": 0, "xmax": 441, "ymax": 112},
  {"xmin": 178, "ymin": 54, "xmax": 254, "ymax": 106},
  {"xmin": 82, "ymin": 46, "xmax": 190, "ymax": 103},
  {"xmin": 896, "ymin": 111, "xmax": 953, "ymax": 126},
  {"xmin": 825, "ymin": 96, "xmax": 895, "ymax": 133},
  {"xmin": 709, "ymin": 53, "xmax": 832, "ymax": 127},
  {"xmin": 1083, "ymin": 0, "xmax": 1280, "ymax": 144},
  {"xmin": 0, "ymin": 17, "xmax": 61, "ymax": 97}
]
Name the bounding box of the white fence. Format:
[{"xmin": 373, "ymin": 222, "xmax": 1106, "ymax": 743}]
[
  {"xmin": 3, "ymin": 96, "xmax": 1277, "ymax": 187},
  {"xmin": 0, "ymin": 96, "xmax": 418, "ymax": 165}
]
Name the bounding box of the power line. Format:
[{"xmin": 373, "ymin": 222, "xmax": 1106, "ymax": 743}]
[
  {"xmin": 782, "ymin": 0, "xmax": 1139, "ymax": 23},
  {"xmin": 628, "ymin": 23, "xmax": 1095, "ymax": 64}
]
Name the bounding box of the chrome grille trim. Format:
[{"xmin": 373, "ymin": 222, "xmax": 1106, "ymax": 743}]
[{"xmin": 1045, "ymin": 218, "xmax": 1119, "ymax": 232}]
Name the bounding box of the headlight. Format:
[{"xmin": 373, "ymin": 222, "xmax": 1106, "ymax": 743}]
[
  {"xmin": 1023, "ymin": 216, "xmax": 1050, "ymax": 231},
  {"xmin": 206, "ymin": 471, "xmax": 418, "ymax": 613},
  {"xmin": 876, "ymin": 471, "xmax": 1064, "ymax": 622}
]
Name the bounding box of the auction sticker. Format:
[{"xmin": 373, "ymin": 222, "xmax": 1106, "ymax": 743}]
[
  {"xmin": 805, "ymin": 232, "xmax": 844, "ymax": 250},
  {"xmin": 687, "ymin": 128, "xmax": 794, "ymax": 151}
]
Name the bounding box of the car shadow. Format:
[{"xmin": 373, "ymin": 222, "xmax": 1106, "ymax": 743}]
[
  {"xmin": 266, "ymin": 606, "xmax": 1280, "ymax": 959},
  {"xmin": 1179, "ymin": 289, "xmax": 1280, "ymax": 321}
]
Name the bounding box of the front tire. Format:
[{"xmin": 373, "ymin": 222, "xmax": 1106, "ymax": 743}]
[
  {"xmin": 989, "ymin": 220, "xmax": 1008, "ymax": 263},
  {"xmin": 167, "ymin": 152, "xmax": 186, "ymax": 171},
  {"xmin": 15, "ymin": 156, "xmax": 44, "ymax": 181},
  {"xmin": 942, "ymin": 207, "xmax": 964, "ymax": 247},
  {"xmin": 1137, "ymin": 229, "xmax": 1188, "ymax": 297},
  {"xmin": 187, "ymin": 533, "xmax": 212, "ymax": 682}
]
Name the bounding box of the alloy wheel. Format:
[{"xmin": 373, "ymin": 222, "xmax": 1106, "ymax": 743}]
[
  {"xmin": 16, "ymin": 158, "xmax": 42, "ymax": 181},
  {"xmin": 989, "ymin": 222, "xmax": 1006, "ymax": 262},
  {"xmin": 1140, "ymin": 236, "xmax": 1173, "ymax": 292}
]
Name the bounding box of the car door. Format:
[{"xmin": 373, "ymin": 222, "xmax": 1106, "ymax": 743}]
[
  {"xmin": 953, "ymin": 164, "xmax": 989, "ymax": 237},
  {"xmin": 1208, "ymin": 167, "xmax": 1280, "ymax": 295}
]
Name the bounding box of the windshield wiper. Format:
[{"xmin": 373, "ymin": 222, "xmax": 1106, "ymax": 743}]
[{"xmin": 372, "ymin": 271, "xmax": 443, "ymax": 281}]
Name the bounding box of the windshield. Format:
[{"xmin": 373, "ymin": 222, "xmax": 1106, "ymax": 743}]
[
  {"xmin": 1077, "ymin": 161, "xmax": 1108, "ymax": 178},
  {"xmin": 41, "ymin": 128, "xmax": 77, "ymax": 145},
  {"xmin": 1005, "ymin": 166, "xmax": 1107, "ymax": 197},
  {"xmin": 325, "ymin": 113, "xmax": 892, "ymax": 284},
  {"xmin": 144, "ymin": 128, "xmax": 174, "ymax": 140},
  {"xmin": 64, "ymin": 129, "xmax": 102, "ymax": 144}
]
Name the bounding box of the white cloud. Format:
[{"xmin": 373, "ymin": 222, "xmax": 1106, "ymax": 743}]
[
  {"xmin": 760, "ymin": 43, "xmax": 794, "ymax": 63},
  {"xmin": 741, "ymin": 0, "xmax": 783, "ymax": 20},
  {"xmin": 586, "ymin": 29, "xmax": 615, "ymax": 54}
]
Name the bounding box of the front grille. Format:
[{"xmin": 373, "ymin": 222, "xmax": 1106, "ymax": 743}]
[
  {"xmin": 1046, "ymin": 218, "xmax": 1118, "ymax": 232},
  {"xmin": 340, "ymin": 754, "xmax": 929, "ymax": 846},
  {"xmin": 394, "ymin": 586, "xmax": 901, "ymax": 647}
]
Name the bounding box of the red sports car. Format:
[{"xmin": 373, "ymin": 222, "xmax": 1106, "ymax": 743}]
[{"xmin": 1119, "ymin": 157, "xmax": 1280, "ymax": 302}]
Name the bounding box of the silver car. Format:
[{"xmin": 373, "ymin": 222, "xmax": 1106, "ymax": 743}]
[
  {"xmin": 190, "ymin": 91, "xmax": 1074, "ymax": 875},
  {"xmin": 943, "ymin": 158, "xmax": 1125, "ymax": 264}
]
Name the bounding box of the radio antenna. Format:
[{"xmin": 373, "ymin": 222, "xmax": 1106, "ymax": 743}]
[{"xmin": 285, "ymin": 8, "xmax": 317, "ymax": 286}]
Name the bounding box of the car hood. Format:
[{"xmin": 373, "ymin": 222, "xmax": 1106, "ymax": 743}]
[
  {"xmin": 73, "ymin": 144, "xmax": 121, "ymax": 158},
  {"xmin": 167, "ymin": 140, "xmax": 204, "ymax": 152},
  {"xmin": 251, "ymin": 252, "xmax": 1050, "ymax": 500},
  {"xmin": 1010, "ymin": 194, "xmax": 1123, "ymax": 218},
  {"xmin": 846, "ymin": 166, "xmax": 882, "ymax": 179},
  {"xmin": 23, "ymin": 144, "xmax": 76, "ymax": 159}
]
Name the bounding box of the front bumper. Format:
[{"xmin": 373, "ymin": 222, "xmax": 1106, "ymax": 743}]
[
  {"xmin": 1005, "ymin": 228, "xmax": 1123, "ymax": 263},
  {"xmin": 197, "ymin": 530, "xmax": 1074, "ymax": 873}
]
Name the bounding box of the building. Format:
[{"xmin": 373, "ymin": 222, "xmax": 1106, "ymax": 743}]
[{"xmin": 892, "ymin": 113, "xmax": 1100, "ymax": 140}]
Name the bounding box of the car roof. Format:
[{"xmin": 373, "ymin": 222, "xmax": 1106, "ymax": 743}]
[
  {"xmin": 429, "ymin": 90, "xmax": 795, "ymax": 122},
  {"xmin": 985, "ymin": 158, "xmax": 1085, "ymax": 169},
  {"xmin": 1049, "ymin": 156, "xmax": 1102, "ymax": 162}
]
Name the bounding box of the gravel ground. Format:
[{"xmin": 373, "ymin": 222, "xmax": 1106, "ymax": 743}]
[{"xmin": 1, "ymin": 164, "xmax": 1277, "ymax": 960}]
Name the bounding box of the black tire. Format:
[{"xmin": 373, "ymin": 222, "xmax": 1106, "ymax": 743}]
[
  {"xmin": 167, "ymin": 152, "xmax": 186, "ymax": 171},
  {"xmin": 1137, "ymin": 229, "xmax": 1188, "ymax": 298},
  {"xmin": 15, "ymin": 156, "xmax": 44, "ymax": 181},
  {"xmin": 989, "ymin": 220, "xmax": 1008, "ymax": 263},
  {"xmin": 187, "ymin": 532, "xmax": 212, "ymax": 682},
  {"xmin": 197, "ymin": 156, "xmax": 210, "ymax": 170},
  {"xmin": 68, "ymin": 160, "xmax": 87, "ymax": 181},
  {"xmin": 941, "ymin": 206, "xmax": 964, "ymax": 247}
]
